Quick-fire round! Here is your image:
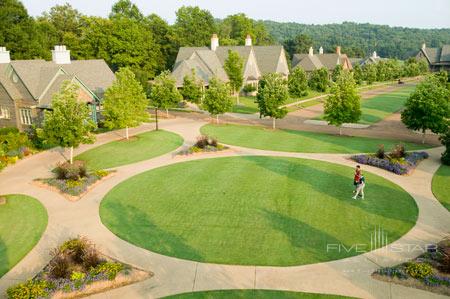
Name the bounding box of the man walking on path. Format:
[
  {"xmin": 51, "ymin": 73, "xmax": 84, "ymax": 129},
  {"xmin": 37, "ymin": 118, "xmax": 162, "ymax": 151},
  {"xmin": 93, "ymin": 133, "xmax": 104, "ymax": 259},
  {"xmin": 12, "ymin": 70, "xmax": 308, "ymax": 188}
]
[{"xmin": 353, "ymin": 174, "xmax": 366, "ymax": 199}]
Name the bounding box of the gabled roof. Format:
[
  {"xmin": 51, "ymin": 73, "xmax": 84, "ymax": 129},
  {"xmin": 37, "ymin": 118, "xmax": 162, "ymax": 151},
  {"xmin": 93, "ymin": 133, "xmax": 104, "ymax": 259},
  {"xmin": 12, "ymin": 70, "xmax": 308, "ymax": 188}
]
[
  {"xmin": 173, "ymin": 45, "xmax": 288, "ymax": 86},
  {"xmin": 420, "ymin": 45, "xmax": 450, "ymax": 64},
  {"xmin": 253, "ymin": 46, "xmax": 285, "ymax": 75},
  {"xmin": 292, "ymin": 53, "xmax": 352, "ymax": 71},
  {"xmin": 0, "ymin": 59, "xmax": 115, "ymax": 105}
]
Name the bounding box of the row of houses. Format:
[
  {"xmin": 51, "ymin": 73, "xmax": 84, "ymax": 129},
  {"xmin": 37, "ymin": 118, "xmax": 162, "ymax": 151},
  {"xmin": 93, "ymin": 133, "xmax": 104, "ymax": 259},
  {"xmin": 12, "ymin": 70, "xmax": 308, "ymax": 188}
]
[{"xmin": 1, "ymin": 38, "xmax": 449, "ymax": 130}]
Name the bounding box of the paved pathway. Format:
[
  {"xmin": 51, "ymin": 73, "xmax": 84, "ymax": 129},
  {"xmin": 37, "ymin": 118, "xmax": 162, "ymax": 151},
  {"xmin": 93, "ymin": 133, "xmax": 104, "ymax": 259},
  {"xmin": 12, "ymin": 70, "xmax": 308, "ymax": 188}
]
[{"xmin": 0, "ymin": 117, "xmax": 449, "ymax": 299}]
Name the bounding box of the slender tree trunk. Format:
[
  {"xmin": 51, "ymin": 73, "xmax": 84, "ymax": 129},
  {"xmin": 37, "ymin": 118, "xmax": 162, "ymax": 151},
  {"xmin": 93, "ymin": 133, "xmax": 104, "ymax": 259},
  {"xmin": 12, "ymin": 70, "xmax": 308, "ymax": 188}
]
[
  {"xmin": 216, "ymin": 115, "xmax": 219, "ymax": 124},
  {"xmin": 272, "ymin": 118, "xmax": 276, "ymax": 129},
  {"xmin": 155, "ymin": 108, "xmax": 159, "ymax": 131},
  {"xmin": 69, "ymin": 146, "xmax": 73, "ymax": 164},
  {"xmin": 125, "ymin": 126, "xmax": 129, "ymax": 140},
  {"xmin": 166, "ymin": 109, "xmax": 169, "ymax": 118},
  {"xmin": 236, "ymin": 89, "xmax": 240, "ymax": 105},
  {"xmin": 422, "ymin": 129, "xmax": 426, "ymax": 144},
  {"xmin": 339, "ymin": 126, "xmax": 342, "ymax": 136}
]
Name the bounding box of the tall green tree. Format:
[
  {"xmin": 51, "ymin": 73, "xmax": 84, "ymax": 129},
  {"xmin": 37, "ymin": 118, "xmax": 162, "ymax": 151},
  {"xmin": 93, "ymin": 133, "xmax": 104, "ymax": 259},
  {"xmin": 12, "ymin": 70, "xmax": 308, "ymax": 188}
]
[
  {"xmin": 202, "ymin": 77, "xmax": 232, "ymax": 123},
  {"xmin": 332, "ymin": 64, "xmax": 343, "ymax": 82},
  {"xmin": 308, "ymin": 68, "xmax": 329, "ymax": 92},
  {"xmin": 181, "ymin": 69, "xmax": 203, "ymax": 104},
  {"xmin": 109, "ymin": 0, "xmax": 143, "ymax": 21},
  {"xmin": 283, "ymin": 34, "xmax": 313, "ymax": 59},
  {"xmin": 150, "ymin": 70, "xmax": 182, "ymax": 122},
  {"xmin": 224, "ymin": 50, "xmax": 244, "ymax": 104},
  {"xmin": 256, "ymin": 73, "xmax": 289, "ymax": 129},
  {"xmin": 218, "ymin": 13, "xmax": 273, "ymax": 46},
  {"xmin": 41, "ymin": 81, "xmax": 96, "ymax": 164},
  {"xmin": 102, "ymin": 67, "xmax": 149, "ymax": 139},
  {"xmin": 174, "ymin": 6, "xmax": 216, "ymax": 46},
  {"xmin": 0, "ymin": 0, "xmax": 46, "ymax": 59},
  {"xmin": 401, "ymin": 75, "xmax": 450, "ymax": 143},
  {"xmin": 40, "ymin": 3, "xmax": 83, "ymax": 44},
  {"xmin": 352, "ymin": 64, "xmax": 364, "ymax": 85},
  {"xmin": 363, "ymin": 63, "xmax": 377, "ymax": 84},
  {"xmin": 440, "ymin": 128, "xmax": 450, "ymax": 165},
  {"xmin": 324, "ymin": 71, "xmax": 361, "ymax": 135},
  {"xmin": 288, "ymin": 68, "xmax": 308, "ymax": 98}
]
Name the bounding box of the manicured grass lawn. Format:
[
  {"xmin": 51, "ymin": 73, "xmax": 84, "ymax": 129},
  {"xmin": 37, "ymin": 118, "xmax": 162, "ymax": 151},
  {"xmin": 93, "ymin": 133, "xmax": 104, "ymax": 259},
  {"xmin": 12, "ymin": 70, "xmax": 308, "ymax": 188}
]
[
  {"xmin": 76, "ymin": 130, "xmax": 183, "ymax": 170},
  {"xmin": 231, "ymin": 96, "xmax": 259, "ymax": 114},
  {"xmin": 201, "ymin": 124, "xmax": 428, "ymax": 154},
  {"xmin": 165, "ymin": 290, "xmax": 354, "ymax": 299},
  {"xmin": 316, "ymin": 85, "xmax": 415, "ymax": 124},
  {"xmin": 0, "ymin": 195, "xmax": 47, "ymax": 277},
  {"xmin": 432, "ymin": 165, "xmax": 450, "ymax": 212},
  {"xmin": 231, "ymin": 91, "xmax": 325, "ymax": 114},
  {"xmin": 359, "ymin": 85, "xmax": 415, "ymax": 124},
  {"xmin": 101, "ymin": 156, "xmax": 417, "ymax": 266}
]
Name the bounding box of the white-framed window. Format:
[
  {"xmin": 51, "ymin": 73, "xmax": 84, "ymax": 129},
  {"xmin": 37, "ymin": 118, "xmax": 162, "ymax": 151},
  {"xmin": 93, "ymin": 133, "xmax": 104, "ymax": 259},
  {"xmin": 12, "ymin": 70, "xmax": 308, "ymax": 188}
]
[
  {"xmin": 19, "ymin": 108, "xmax": 32, "ymax": 125},
  {"xmin": 0, "ymin": 106, "xmax": 11, "ymax": 119}
]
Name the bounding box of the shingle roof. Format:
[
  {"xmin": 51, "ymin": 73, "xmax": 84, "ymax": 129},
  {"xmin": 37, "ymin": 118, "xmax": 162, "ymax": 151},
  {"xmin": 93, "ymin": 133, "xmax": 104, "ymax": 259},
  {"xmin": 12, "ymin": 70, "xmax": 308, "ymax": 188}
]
[
  {"xmin": 38, "ymin": 74, "xmax": 73, "ymax": 108},
  {"xmin": 440, "ymin": 45, "xmax": 450, "ymax": 62},
  {"xmin": 0, "ymin": 59, "xmax": 114, "ymax": 105},
  {"xmin": 253, "ymin": 46, "xmax": 284, "ymax": 75},
  {"xmin": 292, "ymin": 53, "xmax": 352, "ymax": 71},
  {"xmin": 0, "ymin": 64, "xmax": 23, "ymax": 100},
  {"xmin": 422, "ymin": 48, "xmax": 440, "ymax": 64},
  {"xmin": 172, "ymin": 45, "xmax": 287, "ymax": 86},
  {"xmin": 63, "ymin": 60, "xmax": 115, "ymax": 94}
]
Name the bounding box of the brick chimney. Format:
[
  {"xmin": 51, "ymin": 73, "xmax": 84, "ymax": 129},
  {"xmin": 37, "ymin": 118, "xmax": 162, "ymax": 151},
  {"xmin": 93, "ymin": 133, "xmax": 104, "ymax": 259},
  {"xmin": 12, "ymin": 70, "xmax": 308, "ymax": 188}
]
[
  {"xmin": 422, "ymin": 43, "xmax": 426, "ymax": 50},
  {"xmin": 308, "ymin": 47, "xmax": 314, "ymax": 56},
  {"xmin": 245, "ymin": 34, "xmax": 252, "ymax": 46},
  {"xmin": 210, "ymin": 34, "xmax": 219, "ymax": 51},
  {"xmin": 0, "ymin": 47, "xmax": 10, "ymax": 64},
  {"xmin": 372, "ymin": 51, "xmax": 377, "ymax": 58},
  {"xmin": 319, "ymin": 46, "xmax": 323, "ymax": 55},
  {"xmin": 336, "ymin": 46, "xmax": 341, "ymax": 55},
  {"xmin": 52, "ymin": 45, "xmax": 71, "ymax": 64}
]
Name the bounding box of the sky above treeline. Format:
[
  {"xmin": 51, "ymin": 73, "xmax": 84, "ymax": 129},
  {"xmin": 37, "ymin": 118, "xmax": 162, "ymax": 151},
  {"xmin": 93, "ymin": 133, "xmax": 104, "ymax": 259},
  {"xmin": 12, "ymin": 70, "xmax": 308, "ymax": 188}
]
[{"xmin": 22, "ymin": 0, "xmax": 450, "ymax": 29}]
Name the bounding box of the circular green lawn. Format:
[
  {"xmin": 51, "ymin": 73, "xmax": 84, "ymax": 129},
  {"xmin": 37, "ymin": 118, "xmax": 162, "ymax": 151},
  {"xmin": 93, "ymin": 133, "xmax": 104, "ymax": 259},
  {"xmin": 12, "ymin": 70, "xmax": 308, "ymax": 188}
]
[
  {"xmin": 0, "ymin": 195, "xmax": 48, "ymax": 277},
  {"xmin": 164, "ymin": 290, "xmax": 354, "ymax": 299},
  {"xmin": 100, "ymin": 156, "xmax": 418, "ymax": 266}
]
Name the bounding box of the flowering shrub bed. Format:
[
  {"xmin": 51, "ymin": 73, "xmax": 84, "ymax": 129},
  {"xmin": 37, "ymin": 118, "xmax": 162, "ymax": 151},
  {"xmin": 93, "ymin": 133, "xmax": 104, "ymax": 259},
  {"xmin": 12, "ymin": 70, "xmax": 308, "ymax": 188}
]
[
  {"xmin": 40, "ymin": 167, "xmax": 110, "ymax": 197},
  {"xmin": 351, "ymin": 144, "xmax": 429, "ymax": 175},
  {"xmin": 0, "ymin": 129, "xmax": 35, "ymax": 171},
  {"xmin": 373, "ymin": 238, "xmax": 450, "ymax": 296},
  {"xmin": 178, "ymin": 135, "xmax": 228, "ymax": 155},
  {"xmin": 6, "ymin": 237, "xmax": 150, "ymax": 299}
]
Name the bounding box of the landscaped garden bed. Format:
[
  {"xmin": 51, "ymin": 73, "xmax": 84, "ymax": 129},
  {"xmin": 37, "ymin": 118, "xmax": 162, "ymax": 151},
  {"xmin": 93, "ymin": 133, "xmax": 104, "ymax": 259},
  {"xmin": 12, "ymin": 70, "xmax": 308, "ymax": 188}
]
[
  {"xmin": 34, "ymin": 161, "xmax": 113, "ymax": 201},
  {"xmin": 372, "ymin": 238, "xmax": 450, "ymax": 296},
  {"xmin": 177, "ymin": 135, "xmax": 229, "ymax": 155},
  {"xmin": 351, "ymin": 144, "xmax": 428, "ymax": 175},
  {"xmin": 0, "ymin": 128, "xmax": 37, "ymax": 172},
  {"xmin": 6, "ymin": 237, "xmax": 151, "ymax": 299}
]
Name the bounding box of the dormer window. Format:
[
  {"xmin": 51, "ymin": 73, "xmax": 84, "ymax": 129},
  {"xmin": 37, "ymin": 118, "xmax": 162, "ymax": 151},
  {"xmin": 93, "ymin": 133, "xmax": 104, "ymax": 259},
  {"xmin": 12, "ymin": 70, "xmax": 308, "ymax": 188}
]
[{"xmin": 12, "ymin": 73, "xmax": 18, "ymax": 83}]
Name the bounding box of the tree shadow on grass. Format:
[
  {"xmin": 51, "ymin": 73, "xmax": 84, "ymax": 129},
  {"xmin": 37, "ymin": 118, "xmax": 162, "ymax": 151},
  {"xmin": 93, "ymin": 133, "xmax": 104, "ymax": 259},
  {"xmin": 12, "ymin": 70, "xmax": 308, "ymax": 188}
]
[
  {"xmin": 0, "ymin": 236, "xmax": 8, "ymax": 278},
  {"xmin": 101, "ymin": 200, "xmax": 203, "ymax": 262},
  {"xmin": 242, "ymin": 156, "xmax": 417, "ymax": 225},
  {"xmin": 260, "ymin": 209, "xmax": 355, "ymax": 263}
]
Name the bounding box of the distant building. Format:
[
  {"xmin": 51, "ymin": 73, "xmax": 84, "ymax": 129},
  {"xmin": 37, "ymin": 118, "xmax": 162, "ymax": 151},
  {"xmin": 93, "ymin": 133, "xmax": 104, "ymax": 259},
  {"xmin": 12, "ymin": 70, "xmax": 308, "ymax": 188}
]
[
  {"xmin": 292, "ymin": 46, "xmax": 353, "ymax": 72},
  {"xmin": 359, "ymin": 51, "xmax": 388, "ymax": 66},
  {"xmin": 416, "ymin": 43, "xmax": 450, "ymax": 72},
  {"xmin": 0, "ymin": 46, "xmax": 115, "ymax": 130},
  {"xmin": 172, "ymin": 34, "xmax": 289, "ymax": 88}
]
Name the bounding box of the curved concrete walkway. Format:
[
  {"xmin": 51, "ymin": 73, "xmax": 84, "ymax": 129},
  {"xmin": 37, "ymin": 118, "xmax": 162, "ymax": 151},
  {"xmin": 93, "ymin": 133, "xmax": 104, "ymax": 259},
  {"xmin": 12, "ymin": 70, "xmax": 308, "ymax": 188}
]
[{"xmin": 0, "ymin": 117, "xmax": 449, "ymax": 299}]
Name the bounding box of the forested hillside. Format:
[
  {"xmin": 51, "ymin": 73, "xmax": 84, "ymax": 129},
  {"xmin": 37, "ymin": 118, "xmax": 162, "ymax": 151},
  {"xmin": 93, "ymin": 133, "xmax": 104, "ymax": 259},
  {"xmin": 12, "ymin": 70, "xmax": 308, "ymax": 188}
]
[{"xmin": 264, "ymin": 21, "xmax": 450, "ymax": 59}]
